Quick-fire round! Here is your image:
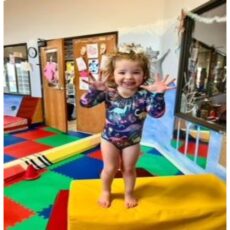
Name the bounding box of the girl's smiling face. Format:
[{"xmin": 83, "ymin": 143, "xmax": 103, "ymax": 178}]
[{"xmin": 113, "ymin": 59, "xmax": 145, "ymax": 91}]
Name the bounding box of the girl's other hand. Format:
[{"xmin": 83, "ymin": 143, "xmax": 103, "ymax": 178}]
[{"xmin": 140, "ymin": 74, "xmax": 176, "ymax": 93}]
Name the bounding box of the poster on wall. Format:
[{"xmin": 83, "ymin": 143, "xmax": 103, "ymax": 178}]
[{"xmin": 44, "ymin": 49, "xmax": 59, "ymax": 87}]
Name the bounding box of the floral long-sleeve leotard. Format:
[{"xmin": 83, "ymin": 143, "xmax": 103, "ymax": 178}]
[{"xmin": 80, "ymin": 88, "xmax": 165, "ymax": 149}]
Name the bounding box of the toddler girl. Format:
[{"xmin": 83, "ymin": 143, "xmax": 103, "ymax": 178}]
[{"xmin": 80, "ymin": 44, "xmax": 175, "ymax": 208}]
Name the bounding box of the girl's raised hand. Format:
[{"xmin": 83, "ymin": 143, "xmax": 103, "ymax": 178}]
[
  {"xmin": 140, "ymin": 74, "xmax": 176, "ymax": 93},
  {"xmin": 82, "ymin": 71, "xmax": 109, "ymax": 91}
]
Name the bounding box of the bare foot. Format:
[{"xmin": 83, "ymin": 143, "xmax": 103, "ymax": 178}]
[
  {"xmin": 98, "ymin": 191, "xmax": 111, "ymax": 208},
  {"xmin": 125, "ymin": 193, "xmax": 138, "ymax": 208}
]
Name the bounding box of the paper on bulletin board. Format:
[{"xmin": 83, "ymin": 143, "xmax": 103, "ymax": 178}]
[
  {"xmin": 91, "ymin": 73, "xmax": 99, "ymax": 80},
  {"xmin": 88, "ymin": 59, "xmax": 99, "ymax": 74},
  {"xmin": 79, "ymin": 77, "xmax": 89, "ymax": 90},
  {"xmin": 76, "ymin": 57, "xmax": 87, "ymax": 71},
  {"xmin": 79, "ymin": 70, "xmax": 89, "ymax": 77},
  {"xmin": 66, "ymin": 61, "xmax": 74, "ymax": 73},
  {"xmin": 86, "ymin": 44, "xmax": 98, "ymax": 58},
  {"xmin": 100, "ymin": 43, "xmax": 107, "ymax": 54},
  {"xmin": 100, "ymin": 55, "xmax": 110, "ymax": 70}
]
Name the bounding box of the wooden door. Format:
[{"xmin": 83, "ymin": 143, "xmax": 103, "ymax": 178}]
[
  {"xmin": 73, "ymin": 33, "xmax": 117, "ymax": 133},
  {"xmin": 40, "ymin": 39, "xmax": 67, "ymax": 132}
]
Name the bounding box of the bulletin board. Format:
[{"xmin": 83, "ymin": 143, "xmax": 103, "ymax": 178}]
[{"xmin": 73, "ymin": 32, "xmax": 117, "ymax": 133}]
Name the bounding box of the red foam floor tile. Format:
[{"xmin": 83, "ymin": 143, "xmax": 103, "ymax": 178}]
[
  {"xmin": 179, "ymin": 142, "xmax": 208, "ymax": 158},
  {"xmin": 4, "ymin": 140, "xmax": 53, "ymax": 158},
  {"xmin": 47, "ymin": 190, "xmax": 69, "ymax": 230},
  {"xmin": 4, "ymin": 196, "xmax": 35, "ymax": 229},
  {"xmin": 14, "ymin": 129, "xmax": 56, "ymax": 140},
  {"xmin": 88, "ymin": 150, "xmax": 102, "ymax": 160}
]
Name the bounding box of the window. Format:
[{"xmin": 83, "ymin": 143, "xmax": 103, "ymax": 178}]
[{"xmin": 4, "ymin": 44, "xmax": 31, "ymax": 95}]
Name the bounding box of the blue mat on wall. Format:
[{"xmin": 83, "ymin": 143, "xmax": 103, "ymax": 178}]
[{"xmin": 4, "ymin": 94, "xmax": 24, "ymax": 116}]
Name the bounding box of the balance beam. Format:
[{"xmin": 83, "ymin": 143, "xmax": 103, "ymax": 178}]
[
  {"xmin": 4, "ymin": 133, "xmax": 101, "ymax": 182},
  {"xmin": 4, "ymin": 133, "xmax": 101, "ymax": 169},
  {"xmin": 68, "ymin": 174, "xmax": 226, "ymax": 230}
]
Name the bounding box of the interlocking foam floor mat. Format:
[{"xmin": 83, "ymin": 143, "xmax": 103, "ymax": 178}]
[{"xmin": 4, "ymin": 126, "xmax": 185, "ymax": 229}]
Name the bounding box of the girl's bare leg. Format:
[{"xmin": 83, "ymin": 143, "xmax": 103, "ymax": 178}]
[
  {"xmin": 99, "ymin": 138, "xmax": 120, "ymax": 208},
  {"xmin": 121, "ymin": 143, "xmax": 140, "ymax": 208}
]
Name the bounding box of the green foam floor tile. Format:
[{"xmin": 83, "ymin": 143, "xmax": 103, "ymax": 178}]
[
  {"xmin": 170, "ymin": 139, "xmax": 184, "ymax": 149},
  {"xmin": 137, "ymin": 153, "xmax": 181, "ymax": 176},
  {"xmin": 42, "ymin": 127, "xmax": 64, "ymax": 134},
  {"xmin": 186, "ymin": 154, "xmax": 207, "ymax": 169},
  {"xmin": 4, "ymin": 171, "xmax": 72, "ymax": 212},
  {"xmin": 48, "ymin": 153, "xmax": 84, "ymax": 169},
  {"xmin": 9, "ymin": 215, "xmax": 48, "ymax": 230},
  {"xmin": 36, "ymin": 134, "xmax": 80, "ymax": 147}
]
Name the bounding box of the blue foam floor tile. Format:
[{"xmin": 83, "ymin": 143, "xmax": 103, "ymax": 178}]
[
  {"xmin": 4, "ymin": 135, "xmax": 26, "ymax": 147},
  {"xmin": 68, "ymin": 131, "xmax": 91, "ymax": 138},
  {"xmin": 4, "ymin": 154, "xmax": 16, "ymax": 163},
  {"xmin": 38, "ymin": 205, "xmax": 53, "ymax": 219},
  {"xmin": 147, "ymin": 148, "xmax": 163, "ymax": 156},
  {"xmin": 52, "ymin": 156, "xmax": 103, "ymax": 179}
]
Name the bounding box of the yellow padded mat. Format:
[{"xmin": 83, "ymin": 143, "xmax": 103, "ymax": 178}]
[{"xmin": 68, "ymin": 174, "xmax": 226, "ymax": 230}]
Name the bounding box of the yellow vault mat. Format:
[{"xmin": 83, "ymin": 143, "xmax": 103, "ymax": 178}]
[{"xmin": 68, "ymin": 174, "xmax": 226, "ymax": 230}]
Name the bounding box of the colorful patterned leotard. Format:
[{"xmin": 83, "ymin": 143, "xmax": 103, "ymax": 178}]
[{"xmin": 80, "ymin": 88, "xmax": 165, "ymax": 149}]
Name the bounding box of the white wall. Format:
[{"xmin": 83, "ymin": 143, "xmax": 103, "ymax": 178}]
[
  {"xmin": 27, "ymin": 40, "xmax": 42, "ymax": 97},
  {"xmin": 4, "ymin": 0, "xmax": 208, "ymax": 44},
  {"xmin": 4, "ymin": 0, "xmax": 208, "ymax": 97}
]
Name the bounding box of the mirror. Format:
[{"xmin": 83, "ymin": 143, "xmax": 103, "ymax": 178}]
[{"xmin": 175, "ymin": 0, "xmax": 226, "ymax": 132}]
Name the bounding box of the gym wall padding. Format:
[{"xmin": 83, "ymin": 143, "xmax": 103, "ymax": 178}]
[{"xmin": 4, "ymin": 94, "xmax": 24, "ymax": 116}]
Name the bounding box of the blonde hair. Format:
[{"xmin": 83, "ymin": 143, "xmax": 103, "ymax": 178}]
[{"xmin": 104, "ymin": 49, "xmax": 150, "ymax": 88}]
